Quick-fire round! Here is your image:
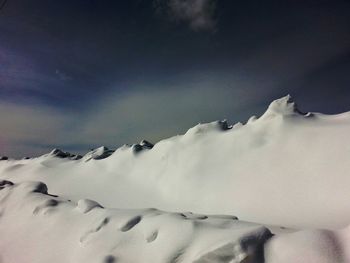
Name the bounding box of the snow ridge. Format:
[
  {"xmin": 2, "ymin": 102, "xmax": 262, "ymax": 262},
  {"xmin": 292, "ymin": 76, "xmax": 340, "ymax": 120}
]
[
  {"xmin": 260, "ymin": 95, "xmax": 305, "ymax": 120},
  {"xmin": 1, "ymin": 95, "xmax": 350, "ymax": 262}
]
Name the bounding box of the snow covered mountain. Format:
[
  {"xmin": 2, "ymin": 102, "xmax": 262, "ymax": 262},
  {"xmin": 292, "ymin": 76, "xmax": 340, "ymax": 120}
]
[{"xmin": 1, "ymin": 95, "xmax": 350, "ymax": 262}]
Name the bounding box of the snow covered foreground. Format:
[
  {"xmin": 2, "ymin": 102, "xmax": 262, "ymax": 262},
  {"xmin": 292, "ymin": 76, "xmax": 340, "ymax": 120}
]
[
  {"xmin": 0, "ymin": 180, "xmax": 272, "ymax": 263},
  {"xmin": 1, "ymin": 95, "xmax": 350, "ymax": 262}
]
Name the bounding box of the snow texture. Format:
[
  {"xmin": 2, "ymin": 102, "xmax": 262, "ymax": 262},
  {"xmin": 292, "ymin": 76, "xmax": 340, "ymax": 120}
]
[
  {"xmin": 1, "ymin": 95, "xmax": 350, "ymax": 262},
  {"xmin": 0, "ymin": 180, "xmax": 271, "ymax": 263}
]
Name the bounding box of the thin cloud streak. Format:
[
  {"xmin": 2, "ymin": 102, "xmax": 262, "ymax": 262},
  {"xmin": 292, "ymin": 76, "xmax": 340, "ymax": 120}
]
[{"xmin": 154, "ymin": 0, "xmax": 217, "ymax": 31}]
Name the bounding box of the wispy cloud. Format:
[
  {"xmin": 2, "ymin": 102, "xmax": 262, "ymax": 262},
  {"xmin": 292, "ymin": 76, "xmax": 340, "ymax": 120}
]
[
  {"xmin": 55, "ymin": 69, "xmax": 72, "ymax": 81},
  {"xmin": 154, "ymin": 0, "xmax": 217, "ymax": 32}
]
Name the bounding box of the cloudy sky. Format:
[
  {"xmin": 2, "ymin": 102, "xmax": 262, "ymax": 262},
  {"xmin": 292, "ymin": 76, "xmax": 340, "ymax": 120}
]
[{"xmin": 1, "ymin": 0, "xmax": 350, "ymax": 157}]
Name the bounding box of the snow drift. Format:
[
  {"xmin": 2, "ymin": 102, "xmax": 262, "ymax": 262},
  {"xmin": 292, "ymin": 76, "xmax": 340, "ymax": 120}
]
[
  {"xmin": 0, "ymin": 180, "xmax": 273, "ymax": 263},
  {"xmin": 1, "ymin": 95, "xmax": 350, "ymax": 229},
  {"xmin": 1, "ymin": 95, "xmax": 350, "ymax": 262}
]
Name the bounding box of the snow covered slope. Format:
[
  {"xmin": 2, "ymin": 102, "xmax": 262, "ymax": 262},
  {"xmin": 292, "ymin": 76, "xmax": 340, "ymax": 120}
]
[
  {"xmin": 2, "ymin": 95, "xmax": 350, "ymax": 229},
  {"xmin": 1, "ymin": 95, "xmax": 350, "ymax": 262}
]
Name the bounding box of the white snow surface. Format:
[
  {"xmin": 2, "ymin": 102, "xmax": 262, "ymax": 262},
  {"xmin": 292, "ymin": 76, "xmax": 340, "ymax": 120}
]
[
  {"xmin": 0, "ymin": 180, "xmax": 272, "ymax": 263},
  {"xmin": 1, "ymin": 95, "xmax": 350, "ymax": 262}
]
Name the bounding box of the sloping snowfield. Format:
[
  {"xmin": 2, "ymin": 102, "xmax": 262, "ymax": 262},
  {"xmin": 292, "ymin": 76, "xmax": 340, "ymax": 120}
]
[{"xmin": 1, "ymin": 95, "xmax": 350, "ymax": 262}]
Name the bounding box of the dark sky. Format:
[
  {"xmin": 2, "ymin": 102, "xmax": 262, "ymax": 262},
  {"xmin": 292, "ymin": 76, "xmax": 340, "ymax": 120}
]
[{"xmin": 1, "ymin": 0, "xmax": 350, "ymax": 157}]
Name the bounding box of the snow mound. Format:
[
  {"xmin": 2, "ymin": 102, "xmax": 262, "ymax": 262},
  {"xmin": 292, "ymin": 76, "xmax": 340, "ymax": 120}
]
[
  {"xmin": 83, "ymin": 146, "xmax": 115, "ymax": 161},
  {"xmin": 2, "ymin": 180, "xmax": 350, "ymax": 262},
  {"xmin": 48, "ymin": 148, "xmax": 82, "ymax": 160},
  {"xmin": 77, "ymin": 199, "xmax": 104, "ymax": 213},
  {"xmin": 262, "ymin": 95, "xmax": 301, "ymax": 116},
  {"xmin": 265, "ymin": 227, "xmax": 350, "ymax": 262},
  {"xmin": 131, "ymin": 140, "xmax": 155, "ymax": 154},
  {"xmin": 185, "ymin": 120, "xmax": 231, "ymax": 136},
  {"xmin": 0, "ymin": 180, "xmax": 273, "ymax": 263},
  {"xmin": 140, "ymin": 139, "xmax": 154, "ymax": 149}
]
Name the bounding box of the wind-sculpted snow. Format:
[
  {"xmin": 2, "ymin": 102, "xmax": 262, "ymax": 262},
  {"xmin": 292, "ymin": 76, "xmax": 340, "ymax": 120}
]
[
  {"xmin": 0, "ymin": 180, "xmax": 272, "ymax": 263},
  {"xmin": 83, "ymin": 146, "xmax": 115, "ymax": 161},
  {"xmin": 48, "ymin": 148, "xmax": 82, "ymax": 160},
  {"xmin": 265, "ymin": 227, "xmax": 350, "ymax": 263},
  {"xmin": 1, "ymin": 95, "xmax": 350, "ymax": 262},
  {"xmin": 1, "ymin": 96, "xmax": 350, "ymax": 229},
  {"xmin": 1, "ymin": 180, "xmax": 350, "ymax": 263}
]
